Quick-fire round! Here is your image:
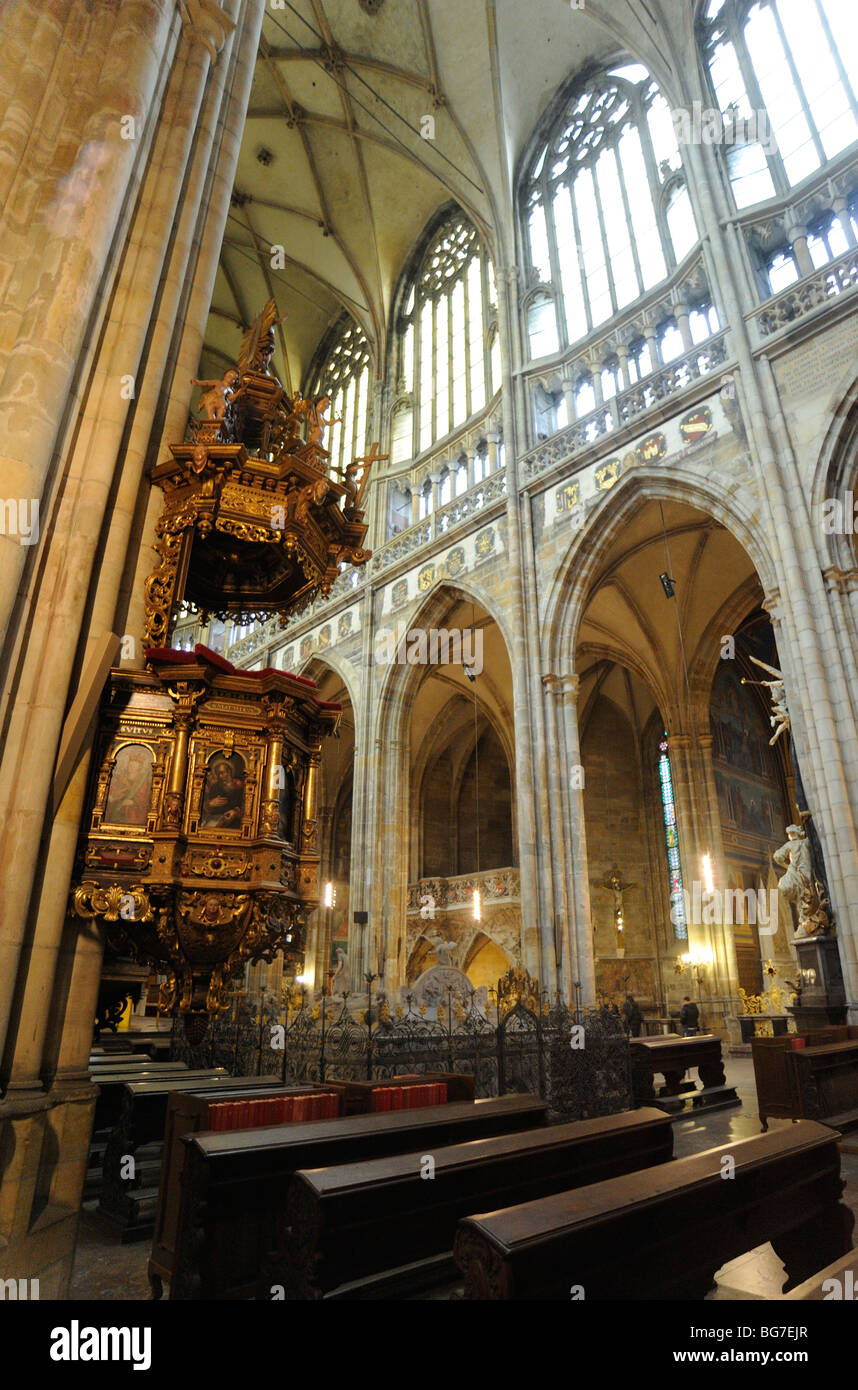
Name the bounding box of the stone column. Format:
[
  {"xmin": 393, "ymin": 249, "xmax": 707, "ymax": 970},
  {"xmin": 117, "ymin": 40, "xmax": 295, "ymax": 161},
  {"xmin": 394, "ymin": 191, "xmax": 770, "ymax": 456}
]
[
  {"xmin": 466, "ymin": 449, "xmax": 476, "ymax": 490},
  {"xmin": 0, "ymin": 0, "xmax": 266, "ymax": 1293},
  {"xmin": 833, "ymin": 197, "xmax": 856, "ymax": 249},
  {"xmin": 787, "ymin": 222, "xmax": 814, "ymax": 278},
  {"xmin": 430, "ymin": 470, "xmax": 442, "ymax": 511},
  {"xmin": 0, "ymin": 0, "xmax": 179, "ymax": 658},
  {"xmin": 674, "ymin": 300, "xmax": 693, "ymax": 351},
  {"xmin": 543, "ymin": 673, "xmax": 596, "ymax": 1005},
  {"xmin": 486, "ymin": 431, "xmax": 500, "ymax": 471}
]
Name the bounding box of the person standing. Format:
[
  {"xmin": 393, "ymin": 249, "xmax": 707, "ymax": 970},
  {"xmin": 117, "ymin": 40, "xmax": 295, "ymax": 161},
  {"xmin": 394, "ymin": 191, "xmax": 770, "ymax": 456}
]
[
  {"xmin": 680, "ymin": 996, "xmax": 700, "ymax": 1036},
  {"xmin": 621, "ymin": 993, "xmax": 643, "ymax": 1037}
]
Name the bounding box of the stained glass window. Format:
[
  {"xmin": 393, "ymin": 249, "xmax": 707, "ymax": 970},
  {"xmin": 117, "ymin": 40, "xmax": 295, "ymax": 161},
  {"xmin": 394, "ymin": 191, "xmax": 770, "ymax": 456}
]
[{"xmin": 659, "ymin": 734, "xmax": 688, "ymax": 941}]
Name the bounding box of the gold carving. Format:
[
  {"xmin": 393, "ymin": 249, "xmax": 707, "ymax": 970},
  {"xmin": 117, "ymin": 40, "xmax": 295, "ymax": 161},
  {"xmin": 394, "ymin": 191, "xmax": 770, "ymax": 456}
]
[
  {"xmin": 181, "ymin": 848, "xmax": 250, "ymax": 879},
  {"xmin": 72, "ymin": 881, "xmax": 153, "ymax": 923}
]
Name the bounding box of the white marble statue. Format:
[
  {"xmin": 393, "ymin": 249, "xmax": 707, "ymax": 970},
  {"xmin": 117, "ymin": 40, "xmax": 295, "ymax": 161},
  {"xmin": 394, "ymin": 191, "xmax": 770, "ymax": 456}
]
[{"xmin": 773, "ymin": 822, "xmax": 830, "ymax": 936}]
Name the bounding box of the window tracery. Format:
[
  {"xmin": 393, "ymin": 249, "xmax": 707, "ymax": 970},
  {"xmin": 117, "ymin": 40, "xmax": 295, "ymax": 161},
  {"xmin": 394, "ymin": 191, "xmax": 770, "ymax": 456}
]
[
  {"xmin": 522, "ymin": 63, "xmax": 699, "ymax": 360},
  {"xmin": 309, "ymin": 316, "xmax": 372, "ymax": 479},
  {"xmin": 392, "ymin": 210, "xmax": 498, "ymax": 461},
  {"xmin": 698, "ymin": 0, "xmax": 858, "ymax": 209}
]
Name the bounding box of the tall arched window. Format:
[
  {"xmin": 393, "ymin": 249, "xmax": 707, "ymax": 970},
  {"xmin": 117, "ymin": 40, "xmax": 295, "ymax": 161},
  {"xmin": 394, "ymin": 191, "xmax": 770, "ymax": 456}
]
[
  {"xmin": 522, "ymin": 63, "xmax": 699, "ymax": 359},
  {"xmin": 699, "ymin": 0, "xmax": 858, "ymax": 208},
  {"xmin": 392, "ymin": 211, "xmax": 498, "ymax": 461},
  {"xmin": 309, "ymin": 316, "xmax": 372, "ymax": 478}
]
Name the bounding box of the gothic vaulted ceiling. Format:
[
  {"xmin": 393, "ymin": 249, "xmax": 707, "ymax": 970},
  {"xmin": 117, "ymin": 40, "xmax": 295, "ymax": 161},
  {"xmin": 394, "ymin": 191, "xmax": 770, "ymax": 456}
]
[{"xmin": 201, "ymin": 0, "xmax": 702, "ymax": 391}]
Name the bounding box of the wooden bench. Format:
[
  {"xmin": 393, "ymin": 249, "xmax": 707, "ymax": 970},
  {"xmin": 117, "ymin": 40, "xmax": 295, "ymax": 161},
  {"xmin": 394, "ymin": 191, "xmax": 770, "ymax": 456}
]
[
  {"xmin": 753, "ymin": 1028, "xmax": 858, "ymax": 1130},
  {"xmin": 92, "ymin": 1064, "xmax": 222, "ymax": 1136},
  {"xmin": 782, "ymin": 1247, "xmax": 858, "ymax": 1300},
  {"xmin": 169, "ymin": 1094, "xmax": 548, "ymax": 1299},
  {"xmin": 453, "ymin": 1120, "xmax": 854, "ymax": 1299},
  {"xmin": 630, "ymin": 1033, "xmax": 739, "ymax": 1113},
  {"xmin": 279, "ymin": 1107, "xmax": 674, "ymax": 1299},
  {"xmin": 96, "ymin": 1070, "xmax": 276, "ymax": 1239},
  {"xmin": 148, "ymin": 1081, "xmax": 324, "ymax": 1296}
]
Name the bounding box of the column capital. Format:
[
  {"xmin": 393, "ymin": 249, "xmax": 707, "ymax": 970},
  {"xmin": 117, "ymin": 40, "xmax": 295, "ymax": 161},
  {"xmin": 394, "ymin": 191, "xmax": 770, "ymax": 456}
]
[
  {"xmin": 178, "ymin": 0, "xmax": 236, "ymax": 62},
  {"xmin": 823, "ymin": 563, "xmax": 858, "ymax": 594},
  {"xmin": 761, "ymin": 586, "xmax": 783, "ymax": 624}
]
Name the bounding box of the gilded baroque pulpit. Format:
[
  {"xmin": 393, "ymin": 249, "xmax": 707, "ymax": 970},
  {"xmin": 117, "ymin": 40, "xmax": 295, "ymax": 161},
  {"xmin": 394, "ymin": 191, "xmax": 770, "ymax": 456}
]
[{"xmin": 71, "ymin": 301, "xmax": 377, "ymax": 1040}]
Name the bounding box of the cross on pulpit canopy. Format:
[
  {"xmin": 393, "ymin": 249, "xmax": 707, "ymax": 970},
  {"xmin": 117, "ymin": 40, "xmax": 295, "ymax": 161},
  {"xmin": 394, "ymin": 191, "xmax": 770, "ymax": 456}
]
[{"xmin": 344, "ymin": 441, "xmax": 388, "ymax": 510}]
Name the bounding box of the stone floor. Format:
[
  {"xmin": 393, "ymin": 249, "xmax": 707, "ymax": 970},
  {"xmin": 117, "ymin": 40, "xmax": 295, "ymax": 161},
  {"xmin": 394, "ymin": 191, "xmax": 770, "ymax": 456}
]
[{"xmin": 68, "ymin": 1055, "xmax": 858, "ymax": 1301}]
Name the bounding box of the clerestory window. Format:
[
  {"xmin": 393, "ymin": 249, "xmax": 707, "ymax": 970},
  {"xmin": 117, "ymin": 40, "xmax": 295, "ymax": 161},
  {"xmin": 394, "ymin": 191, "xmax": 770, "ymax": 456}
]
[
  {"xmin": 308, "ymin": 315, "xmax": 372, "ymax": 480},
  {"xmin": 392, "ymin": 211, "xmax": 498, "ymax": 462},
  {"xmin": 522, "ymin": 63, "xmax": 699, "ymax": 361},
  {"xmin": 698, "ymin": 0, "xmax": 858, "ymax": 209}
]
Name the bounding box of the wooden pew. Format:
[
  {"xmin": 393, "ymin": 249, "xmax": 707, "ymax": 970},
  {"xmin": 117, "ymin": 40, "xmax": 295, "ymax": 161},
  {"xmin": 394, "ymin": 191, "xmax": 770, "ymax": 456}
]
[
  {"xmin": 96, "ymin": 1070, "xmax": 277, "ymax": 1239},
  {"xmin": 783, "ymin": 1247, "xmax": 858, "ymax": 1300},
  {"xmin": 147, "ymin": 1073, "xmax": 474, "ymax": 1296},
  {"xmin": 169, "ymin": 1094, "xmax": 548, "ymax": 1299},
  {"xmin": 92, "ymin": 1065, "xmax": 220, "ymax": 1137},
  {"xmin": 630, "ymin": 1033, "xmax": 739, "ymax": 1113},
  {"xmin": 453, "ymin": 1120, "xmax": 854, "ymax": 1299},
  {"xmin": 148, "ymin": 1081, "xmax": 323, "ymax": 1296},
  {"xmin": 280, "ymin": 1107, "xmax": 674, "ymax": 1299}
]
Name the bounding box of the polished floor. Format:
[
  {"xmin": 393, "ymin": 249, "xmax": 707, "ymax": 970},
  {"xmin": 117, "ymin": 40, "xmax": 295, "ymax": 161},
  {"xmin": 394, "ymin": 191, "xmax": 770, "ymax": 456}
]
[{"xmin": 68, "ymin": 1055, "xmax": 858, "ymax": 1301}]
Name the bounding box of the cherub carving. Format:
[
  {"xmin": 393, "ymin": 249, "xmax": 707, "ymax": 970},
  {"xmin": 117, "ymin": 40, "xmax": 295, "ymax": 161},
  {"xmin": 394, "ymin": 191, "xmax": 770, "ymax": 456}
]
[
  {"xmin": 296, "ymin": 394, "xmax": 338, "ymax": 447},
  {"xmin": 190, "ymin": 369, "xmax": 238, "ymax": 421}
]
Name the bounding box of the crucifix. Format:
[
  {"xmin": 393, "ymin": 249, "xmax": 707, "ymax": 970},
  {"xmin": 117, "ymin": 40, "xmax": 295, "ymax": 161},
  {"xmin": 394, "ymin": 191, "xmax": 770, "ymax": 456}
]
[
  {"xmin": 594, "ymin": 866, "xmax": 637, "ymax": 954},
  {"xmin": 343, "ymin": 441, "xmax": 388, "ymax": 510}
]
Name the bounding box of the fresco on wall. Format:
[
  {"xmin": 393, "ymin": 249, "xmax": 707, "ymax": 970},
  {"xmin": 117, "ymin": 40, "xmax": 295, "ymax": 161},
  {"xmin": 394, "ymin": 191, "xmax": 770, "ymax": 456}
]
[
  {"xmin": 710, "ymin": 652, "xmax": 794, "ymax": 994},
  {"xmin": 710, "ymin": 664, "xmax": 788, "ymax": 853},
  {"xmin": 595, "ymin": 958, "xmax": 656, "ymax": 1005}
]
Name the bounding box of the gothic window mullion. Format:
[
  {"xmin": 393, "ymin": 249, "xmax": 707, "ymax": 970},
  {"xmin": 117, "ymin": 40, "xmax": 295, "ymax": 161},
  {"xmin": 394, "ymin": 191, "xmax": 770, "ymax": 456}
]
[
  {"xmin": 431, "ymin": 294, "xmax": 438, "ymax": 447},
  {"xmin": 592, "ymin": 154, "xmax": 619, "ymax": 317},
  {"xmin": 730, "ymin": 16, "xmax": 790, "ymax": 195},
  {"xmin": 614, "ymin": 142, "xmax": 645, "ymax": 295},
  {"xmin": 813, "ymin": 0, "xmax": 858, "ymax": 122},
  {"xmin": 768, "ymin": 0, "xmax": 827, "ymax": 170},
  {"xmin": 411, "ymin": 305, "xmax": 420, "ymax": 460},
  {"xmin": 544, "ymin": 175, "xmax": 569, "ymax": 352},
  {"xmin": 568, "ymin": 177, "xmax": 593, "ymax": 337},
  {"xmin": 463, "ymin": 257, "xmax": 473, "ymax": 419},
  {"xmin": 447, "ymin": 280, "xmax": 455, "ymax": 440},
  {"xmin": 480, "ymin": 252, "xmax": 491, "ymax": 400},
  {"xmin": 637, "ymin": 92, "xmax": 675, "ymax": 276}
]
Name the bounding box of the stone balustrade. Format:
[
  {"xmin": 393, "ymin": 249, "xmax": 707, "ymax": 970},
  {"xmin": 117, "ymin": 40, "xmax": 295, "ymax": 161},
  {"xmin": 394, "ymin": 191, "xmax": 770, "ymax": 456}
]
[
  {"xmin": 522, "ymin": 329, "xmax": 729, "ymax": 480},
  {"xmin": 751, "ymin": 247, "xmax": 858, "ymax": 340}
]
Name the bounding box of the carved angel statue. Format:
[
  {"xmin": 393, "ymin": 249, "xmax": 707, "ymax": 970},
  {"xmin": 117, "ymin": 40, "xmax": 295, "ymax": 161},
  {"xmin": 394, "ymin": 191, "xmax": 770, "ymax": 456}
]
[
  {"xmin": 297, "ymin": 394, "xmax": 338, "ymax": 446},
  {"xmin": 773, "ymin": 821, "xmax": 831, "ymax": 936},
  {"xmin": 237, "ymin": 297, "xmax": 284, "ymax": 376},
  {"xmin": 342, "ymin": 442, "xmax": 387, "ymax": 509},
  {"xmin": 430, "ymin": 936, "xmax": 457, "ymax": 968},
  {"xmin": 190, "ymin": 369, "xmax": 239, "ymax": 421},
  {"xmin": 741, "ymin": 656, "xmax": 790, "ymax": 745}
]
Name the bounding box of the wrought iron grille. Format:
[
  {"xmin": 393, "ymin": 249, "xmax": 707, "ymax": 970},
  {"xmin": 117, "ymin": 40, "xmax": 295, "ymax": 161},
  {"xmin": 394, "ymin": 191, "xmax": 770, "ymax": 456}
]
[{"xmin": 169, "ymin": 986, "xmax": 633, "ymax": 1119}]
